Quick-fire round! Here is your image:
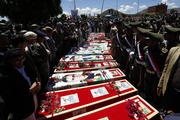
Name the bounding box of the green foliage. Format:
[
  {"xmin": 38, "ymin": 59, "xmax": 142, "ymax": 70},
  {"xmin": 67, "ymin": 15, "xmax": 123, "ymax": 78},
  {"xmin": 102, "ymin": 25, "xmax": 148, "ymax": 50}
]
[
  {"xmin": 97, "ymin": 14, "xmax": 101, "ymax": 18},
  {"xmin": 80, "ymin": 14, "xmax": 87, "ymax": 19},
  {"xmin": 170, "ymin": 9, "xmax": 177, "ymax": 14},
  {"xmin": 144, "ymin": 13, "xmax": 150, "ymax": 17},
  {"xmin": 60, "ymin": 14, "xmax": 67, "ymax": 22},
  {"xmin": 0, "ymin": 0, "xmax": 62, "ymax": 24}
]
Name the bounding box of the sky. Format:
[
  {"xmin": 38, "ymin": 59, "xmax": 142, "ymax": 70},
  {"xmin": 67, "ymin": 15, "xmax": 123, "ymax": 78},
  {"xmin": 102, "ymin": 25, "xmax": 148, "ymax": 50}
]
[
  {"xmin": 0, "ymin": 0, "xmax": 179, "ymax": 20},
  {"xmin": 61, "ymin": 0, "xmax": 180, "ymax": 15}
]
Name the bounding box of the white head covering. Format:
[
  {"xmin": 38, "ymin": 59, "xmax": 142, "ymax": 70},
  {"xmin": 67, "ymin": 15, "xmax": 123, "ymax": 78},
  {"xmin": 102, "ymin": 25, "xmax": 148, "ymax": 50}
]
[{"xmin": 24, "ymin": 31, "xmax": 37, "ymax": 40}]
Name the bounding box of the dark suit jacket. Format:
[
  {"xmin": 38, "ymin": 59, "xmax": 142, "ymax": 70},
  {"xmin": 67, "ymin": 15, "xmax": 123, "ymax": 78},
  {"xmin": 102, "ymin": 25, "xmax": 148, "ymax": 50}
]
[
  {"xmin": 0, "ymin": 63, "xmax": 35, "ymax": 119},
  {"xmin": 0, "ymin": 55, "xmax": 3, "ymax": 64},
  {"xmin": 24, "ymin": 52, "xmax": 40, "ymax": 83}
]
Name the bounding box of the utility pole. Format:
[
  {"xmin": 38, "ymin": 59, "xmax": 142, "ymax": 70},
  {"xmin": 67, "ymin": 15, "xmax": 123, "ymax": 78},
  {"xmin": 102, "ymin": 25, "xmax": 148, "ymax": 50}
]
[
  {"xmin": 74, "ymin": 0, "xmax": 76, "ymax": 10},
  {"xmin": 101, "ymin": 0, "xmax": 104, "ymax": 14},
  {"xmin": 116, "ymin": 0, "xmax": 118, "ymax": 15},
  {"xmin": 137, "ymin": 0, "xmax": 139, "ymax": 13},
  {"xmin": 116, "ymin": 0, "xmax": 118, "ymax": 11}
]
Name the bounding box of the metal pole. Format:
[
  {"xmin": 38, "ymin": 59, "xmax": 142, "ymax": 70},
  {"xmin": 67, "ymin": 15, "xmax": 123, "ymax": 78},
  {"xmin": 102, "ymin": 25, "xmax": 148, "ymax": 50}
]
[
  {"xmin": 116, "ymin": 0, "xmax": 119, "ymax": 15},
  {"xmin": 116, "ymin": 0, "xmax": 118, "ymax": 11},
  {"xmin": 137, "ymin": 0, "xmax": 139, "ymax": 13},
  {"xmin": 74, "ymin": 0, "xmax": 76, "ymax": 10},
  {"xmin": 101, "ymin": 0, "xmax": 104, "ymax": 14}
]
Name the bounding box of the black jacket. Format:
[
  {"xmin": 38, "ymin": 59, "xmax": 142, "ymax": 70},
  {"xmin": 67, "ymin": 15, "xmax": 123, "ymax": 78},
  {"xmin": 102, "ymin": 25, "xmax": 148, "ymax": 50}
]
[{"xmin": 0, "ymin": 63, "xmax": 35, "ymax": 120}]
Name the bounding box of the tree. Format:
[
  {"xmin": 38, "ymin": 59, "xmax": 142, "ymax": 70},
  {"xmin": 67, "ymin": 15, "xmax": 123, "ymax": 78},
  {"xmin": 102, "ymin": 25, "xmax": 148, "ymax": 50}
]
[
  {"xmin": 170, "ymin": 9, "xmax": 177, "ymax": 14},
  {"xmin": 0, "ymin": 0, "xmax": 62, "ymax": 24},
  {"xmin": 97, "ymin": 14, "xmax": 101, "ymax": 18},
  {"xmin": 60, "ymin": 14, "xmax": 67, "ymax": 22},
  {"xmin": 80, "ymin": 14, "xmax": 87, "ymax": 20}
]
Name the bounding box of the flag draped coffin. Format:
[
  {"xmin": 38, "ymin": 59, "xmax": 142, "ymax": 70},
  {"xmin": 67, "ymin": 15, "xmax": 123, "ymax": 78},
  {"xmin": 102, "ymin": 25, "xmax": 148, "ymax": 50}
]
[
  {"xmin": 38, "ymin": 79, "xmax": 137, "ymax": 120},
  {"xmin": 66, "ymin": 95, "xmax": 159, "ymax": 120},
  {"xmin": 73, "ymin": 49, "xmax": 111, "ymax": 55},
  {"xmin": 54, "ymin": 61, "xmax": 119, "ymax": 73},
  {"xmin": 87, "ymin": 42, "xmax": 111, "ymax": 48},
  {"xmin": 60, "ymin": 55, "xmax": 114, "ymax": 62},
  {"xmin": 48, "ymin": 68, "xmax": 125, "ymax": 90},
  {"xmin": 87, "ymin": 39, "xmax": 111, "ymax": 43}
]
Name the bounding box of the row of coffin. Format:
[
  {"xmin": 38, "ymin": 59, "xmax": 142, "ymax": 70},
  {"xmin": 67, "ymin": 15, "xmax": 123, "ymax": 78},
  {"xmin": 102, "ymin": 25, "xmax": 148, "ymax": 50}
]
[{"xmin": 38, "ymin": 33, "xmax": 159, "ymax": 120}]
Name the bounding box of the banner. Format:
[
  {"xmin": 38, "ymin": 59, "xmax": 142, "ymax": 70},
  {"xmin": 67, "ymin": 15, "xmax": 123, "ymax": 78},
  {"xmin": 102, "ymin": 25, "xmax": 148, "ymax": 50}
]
[{"xmin": 71, "ymin": 10, "xmax": 78, "ymax": 21}]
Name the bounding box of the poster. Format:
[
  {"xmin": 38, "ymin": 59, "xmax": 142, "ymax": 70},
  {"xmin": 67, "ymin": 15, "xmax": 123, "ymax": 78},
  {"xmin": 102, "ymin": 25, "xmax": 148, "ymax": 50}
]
[
  {"xmin": 90, "ymin": 87, "xmax": 109, "ymax": 98},
  {"xmin": 115, "ymin": 81, "xmax": 131, "ymax": 91},
  {"xmin": 49, "ymin": 70, "xmax": 105, "ymax": 89},
  {"xmin": 134, "ymin": 99, "xmax": 151, "ymax": 115},
  {"xmin": 49, "ymin": 68, "xmax": 125, "ymax": 90},
  {"xmin": 61, "ymin": 93, "xmax": 79, "ymax": 106},
  {"xmin": 71, "ymin": 10, "xmax": 78, "ymax": 21}
]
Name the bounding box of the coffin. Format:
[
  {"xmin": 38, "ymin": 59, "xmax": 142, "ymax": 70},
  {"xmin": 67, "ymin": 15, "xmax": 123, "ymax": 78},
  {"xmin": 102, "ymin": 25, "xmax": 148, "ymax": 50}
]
[
  {"xmin": 48, "ymin": 68, "xmax": 125, "ymax": 90},
  {"xmin": 38, "ymin": 79, "xmax": 137, "ymax": 120},
  {"xmin": 60, "ymin": 55, "xmax": 114, "ymax": 62},
  {"xmin": 54, "ymin": 61, "xmax": 119, "ymax": 73},
  {"xmin": 66, "ymin": 95, "xmax": 159, "ymax": 120}
]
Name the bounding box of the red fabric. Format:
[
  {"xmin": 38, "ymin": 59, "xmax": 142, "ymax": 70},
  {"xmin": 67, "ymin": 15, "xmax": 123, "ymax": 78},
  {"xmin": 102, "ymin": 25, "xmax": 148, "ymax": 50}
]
[
  {"xmin": 73, "ymin": 97, "xmax": 155, "ymax": 120},
  {"xmin": 109, "ymin": 69, "xmax": 125, "ymax": 77},
  {"xmin": 38, "ymin": 81, "xmax": 135, "ymax": 117}
]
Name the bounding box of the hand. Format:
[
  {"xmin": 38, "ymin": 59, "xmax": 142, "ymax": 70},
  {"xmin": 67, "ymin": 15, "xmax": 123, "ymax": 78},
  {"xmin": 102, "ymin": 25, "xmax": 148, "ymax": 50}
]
[
  {"xmin": 157, "ymin": 87, "xmax": 162, "ymax": 96},
  {"xmin": 36, "ymin": 81, "xmax": 41, "ymax": 93},
  {"xmin": 167, "ymin": 110, "xmax": 174, "ymax": 114},
  {"xmin": 30, "ymin": 82, "xmax": 41, "ymax": 94},
  {"xmin": 64, "ymin": 36, "xmax": 68, "ymax": 40}
]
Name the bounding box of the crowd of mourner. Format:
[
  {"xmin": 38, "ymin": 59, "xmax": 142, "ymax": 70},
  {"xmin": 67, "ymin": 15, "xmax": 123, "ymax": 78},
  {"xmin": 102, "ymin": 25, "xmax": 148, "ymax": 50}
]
[{"xmin": 0, "ymin": 13, "xmax": 180, "ymax": 119}]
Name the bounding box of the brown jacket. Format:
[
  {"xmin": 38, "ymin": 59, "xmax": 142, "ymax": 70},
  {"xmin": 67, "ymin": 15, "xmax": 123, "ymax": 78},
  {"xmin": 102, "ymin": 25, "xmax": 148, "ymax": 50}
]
[{"xmin": 158, "ymin": 45, "xmax": 180, "ymax": 95}]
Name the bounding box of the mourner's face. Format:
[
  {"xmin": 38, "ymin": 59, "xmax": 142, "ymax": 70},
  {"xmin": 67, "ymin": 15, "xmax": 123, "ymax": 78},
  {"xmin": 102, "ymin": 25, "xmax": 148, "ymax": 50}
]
[
  {"xmin": 11, "ymin": 55, "xmax": 25, "ymax": 68},
  {"xmin": 17, "ymin": 41, "xmax": 27, "ymax": 50},
  {"xmin": 133, "ymin": 28, "xmax": 137, "ymax": 33},
  {"xmin": 38, "ymin": 37, "xmax": 45, "ymax": 43},
  {"xmin": 57, "ymin": 26, "xmax": 62, "ymax": 32},
  {"xmin": 65, "ymin": 74, "xmax": 88, "ymax": 82},
  {"xmin": 137, "ymin": 34, "xmax": 144, "ymax": 41},
  {"xmin": 146, "ymin": 39, "xmax": 158, "ymax": 47},
  {"xmin": 164, "ymin": 33, "xmax": 176, "ymax": 42},
  {"xmin": 0, "ymin": 36, "xmax": 10, "ymax": 47},
  {"xmin": 28, "ymin": 38, "xmax": 37, "ymax": 44},
  {"xmin": 145, "ymin": 39, "xmax": 152, "ymax": 46}
]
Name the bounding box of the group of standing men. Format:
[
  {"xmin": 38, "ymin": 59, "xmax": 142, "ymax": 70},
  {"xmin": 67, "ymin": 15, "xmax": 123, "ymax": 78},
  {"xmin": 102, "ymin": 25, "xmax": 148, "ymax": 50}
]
[
  {"xmin": 110, "ymin": 14, "xmax": 180, "ymax": 115},
  {"xmin": 0, "ymin": 18, "xmax": 90, "ymax": 120},
  {"xmin": 0, "ymin": 13, "xmax": 180, "ymax": 119}
]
